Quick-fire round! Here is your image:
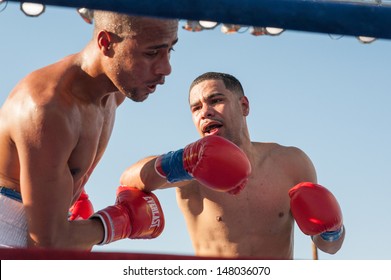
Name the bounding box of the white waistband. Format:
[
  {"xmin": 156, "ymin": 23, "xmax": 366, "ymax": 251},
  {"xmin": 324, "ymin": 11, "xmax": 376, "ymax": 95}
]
[{"xmin": 0, "ymin": 194, "xmax": 28, "ymax": 248}]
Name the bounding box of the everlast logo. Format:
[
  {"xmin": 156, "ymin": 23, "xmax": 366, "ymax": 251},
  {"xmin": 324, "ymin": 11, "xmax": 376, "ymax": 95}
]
[{"xmin": 144, "ymin": 196, "xmax": 161, "ymax": 228}]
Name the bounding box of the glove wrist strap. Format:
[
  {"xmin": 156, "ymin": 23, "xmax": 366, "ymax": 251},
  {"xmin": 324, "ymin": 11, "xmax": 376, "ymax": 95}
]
[
  {"xmin": 319, "ymin": 225, "xmax": 344, "ymax": 242},
  {"xmin": 155, "ymin": 149, "xmax": 193, "ymax": 183},
  {"xmin": 90, "ymin": 212, "xmax": 110, "ymax": 245}
]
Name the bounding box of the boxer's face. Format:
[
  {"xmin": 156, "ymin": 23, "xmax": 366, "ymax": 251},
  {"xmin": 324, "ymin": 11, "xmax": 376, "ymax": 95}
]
[
  {"xmin": 107, "ymin": 18, "xmax": 178, "ymax": 102},
  {"xmin": 189, "ymin": 79, "xmax": 248, "ymax": 142}
]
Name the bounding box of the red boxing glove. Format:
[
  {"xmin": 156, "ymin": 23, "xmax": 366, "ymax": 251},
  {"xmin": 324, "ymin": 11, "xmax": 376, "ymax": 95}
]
[
  {"xmin": 155, "ymin": 135, "xmax": 251, "ymax": 194},
  {"xmin": 91, "ymin": 186, "xmax": 165, "ymax": 245},
  {"xmin": 289, "ymin": 182, "xmax": 343, "ymax": 241},
  {"xmin": 68, "ymin": 189, "xmax": 94, "ymax": 221}
]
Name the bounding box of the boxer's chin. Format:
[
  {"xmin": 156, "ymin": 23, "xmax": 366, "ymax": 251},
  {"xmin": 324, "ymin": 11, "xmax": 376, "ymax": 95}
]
[{"xmin": 124, "ymin": 90, "xmax": 149, "ymax": 102}]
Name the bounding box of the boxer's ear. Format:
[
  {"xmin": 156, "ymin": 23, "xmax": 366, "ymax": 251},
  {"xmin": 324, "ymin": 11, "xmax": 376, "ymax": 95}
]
[
  {"xmin": 97, "ymin": 30, "xmax": 112, "ymax": 53},
  {"xmin": 240, "ymin": 96, "xmax": 250, "ymax": 116}
]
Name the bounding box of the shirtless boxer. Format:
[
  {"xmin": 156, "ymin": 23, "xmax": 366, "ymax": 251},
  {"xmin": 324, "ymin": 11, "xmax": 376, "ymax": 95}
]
[
  {"xmin": 0, "ymin": 10, "xmax": 178, "ymax": 250},
  {"xmin": 120, "ymin": 72, "xmax": 345, "ymax": 259}
]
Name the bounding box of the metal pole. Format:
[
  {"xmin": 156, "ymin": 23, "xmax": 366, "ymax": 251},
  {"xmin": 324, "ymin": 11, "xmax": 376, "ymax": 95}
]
[{"xmin": 312, "ymin": 241, "xmax": 318, "ymax": 260}]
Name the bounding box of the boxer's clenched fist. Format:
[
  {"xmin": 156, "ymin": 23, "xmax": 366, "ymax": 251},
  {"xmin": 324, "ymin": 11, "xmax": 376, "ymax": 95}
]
[
  {"xmin": 91, "ymin": 186, "xmax": 164, "ymax": 244},
  {"xmin": 154, "ymin": 135, "xmax": 251, "ymax": 194},
  {"xmin": 289, "ymin": 182, "xmax": 344, "ymax": 242}
]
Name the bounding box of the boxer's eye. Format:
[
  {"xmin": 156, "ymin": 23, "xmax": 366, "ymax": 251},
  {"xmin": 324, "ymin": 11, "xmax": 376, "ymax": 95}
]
[{"xmin": 191, "ymin": 105, "xmax": 201, "ymax": 113}]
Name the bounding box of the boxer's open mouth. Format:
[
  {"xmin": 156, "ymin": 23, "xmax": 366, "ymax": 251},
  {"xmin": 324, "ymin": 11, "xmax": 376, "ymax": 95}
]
[{"xmin": 203, "ymin": 123, "xmax": 222, "ymax": 134}]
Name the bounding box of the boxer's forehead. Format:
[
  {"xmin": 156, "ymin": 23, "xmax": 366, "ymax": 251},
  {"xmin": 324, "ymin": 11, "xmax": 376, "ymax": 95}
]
[
  {"xmin": 131, "ymin": 18, "xmax": 178, "ymax": 42},
  {"xmin": 189, "ymin": 79, "xmax": 230, "ymax": 105}
]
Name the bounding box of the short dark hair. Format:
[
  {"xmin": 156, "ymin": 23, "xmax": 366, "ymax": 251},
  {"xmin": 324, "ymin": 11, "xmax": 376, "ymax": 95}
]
[{"xmin": 189, "ymin": 72, "xmax": 245, "ymax": 97}]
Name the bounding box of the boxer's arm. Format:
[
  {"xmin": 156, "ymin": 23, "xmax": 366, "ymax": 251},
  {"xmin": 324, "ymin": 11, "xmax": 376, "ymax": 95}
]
[
  {"xmin": 120, "ymin": 155, "xmax": 190, "ymax": 192},
  {"xmin": 121, "ymin": 136, "xmax": 251, "ymax": 194},
  {"xmin": 14, "ymin": 107, "xmax": 103, "ymax": 250},
  {"xmin": 283, "ymin": 147, "xmax": 345, "ymax": 254}
]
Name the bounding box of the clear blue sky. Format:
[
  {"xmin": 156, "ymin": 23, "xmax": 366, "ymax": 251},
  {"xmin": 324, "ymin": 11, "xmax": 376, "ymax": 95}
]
[{"xmin": 1, "ymin": 3, "xmax": 390, "ymax": 260}]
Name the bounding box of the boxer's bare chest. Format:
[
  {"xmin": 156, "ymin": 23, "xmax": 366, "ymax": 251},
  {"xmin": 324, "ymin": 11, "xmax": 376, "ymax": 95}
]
[{"xmin": 177, "ymin": 150, "xmax": 295, "ymax": 256}]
